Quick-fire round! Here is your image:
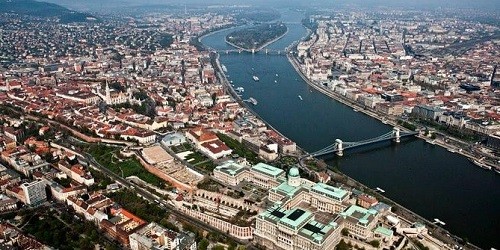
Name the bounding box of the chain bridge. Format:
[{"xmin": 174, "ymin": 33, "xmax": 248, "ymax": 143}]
[{"xmin": 309, "ymin": 127, "xmax": 418, "ymax": 157}]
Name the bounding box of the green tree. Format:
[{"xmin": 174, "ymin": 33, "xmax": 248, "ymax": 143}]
[
  {"xmin": 212, "ymin": 245, "xmax": 225, "ymax": 250},
  {"xmin": 341, "ymin": 228, "xmax": 349, "ymax": 236},
  {"xmin": 198, "ymin": 238, "xmax": 209, "ymax": 250},
  {"xmin": 369, "ymin": 240, "xmax": 380, "ymax": 248},
  {"xmin": 336, "ymin": 239, "xmax": 351, "ymax": 250}
]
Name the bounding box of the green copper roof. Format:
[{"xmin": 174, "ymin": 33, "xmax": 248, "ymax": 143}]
[
  {"xmin": 251, "ymin": 163, "xmax": 283, "ymax": 178},
  {"xmin": 288, "ymin": 167, "xmax": 300, "ymax": 177},
  {"xmin": 278, "ymin": 208, "xmax": 313, "ymax": 230},
  {"xmin": 214, "ymin": 161, "xmax": 246, "ymax": 176},
  {"xmin": 311, "ymin": 183, "xmax": 348, "ymax": 201},
  {"xmin": 374, "ymin": 226, "xmax": 393, "ymax": 237},
  {"xmin": 341, "ymin": 205, "xmax": 378, "ymax": 226}
]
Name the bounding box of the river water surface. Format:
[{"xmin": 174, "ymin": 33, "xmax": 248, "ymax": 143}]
[{"xmin": 201, "ymin": 9, "xmax": 500, "ymax": 249}]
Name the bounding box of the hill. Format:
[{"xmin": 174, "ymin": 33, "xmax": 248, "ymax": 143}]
[{"xmin": 0, "ymin": 0, "xmax": 97, "ymax": 23}]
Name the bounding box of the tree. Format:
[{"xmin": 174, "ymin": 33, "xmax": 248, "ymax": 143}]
[
  {"xmin": 198, "ymin": 238, "xmax": 209, "ymax": 250},
  {"xmin": 341, "ymin": 228, "xmax": 349, "ymax": 236},
  {"xmin": 369, "ymin": 240, "xmax": 380, "ymax": 248},
  {"xmin": 212, "ymin": 245, "xmax": 225, "ymax": 250},
  {"xmin": 335, "ymin": 239, "xmax": 351, "ymax": 250}
]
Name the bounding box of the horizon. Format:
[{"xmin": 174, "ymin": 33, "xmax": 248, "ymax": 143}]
[{"xmin": 40, "ymin": 0, "xmax": 500, "ymax": 12}]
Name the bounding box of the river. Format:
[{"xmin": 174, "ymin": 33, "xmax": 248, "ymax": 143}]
[{"xmin": 201, "ymin": 9, "xmax": 500, "ymax": 249}]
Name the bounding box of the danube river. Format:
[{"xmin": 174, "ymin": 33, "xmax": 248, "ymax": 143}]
[{"xmin": 201, "ymin": 10, "xmax": 499, "ymax": 249}]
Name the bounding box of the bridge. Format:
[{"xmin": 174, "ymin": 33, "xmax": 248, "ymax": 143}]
[
  {"xmin": 206, "ymin": 47, "xmax": 290, "ymax": 56},
  {"xmin": 309, "ymin": 127, "xmax": 418, "ymax": 157}
]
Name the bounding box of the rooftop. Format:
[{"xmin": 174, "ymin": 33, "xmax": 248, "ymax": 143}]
[
  {"xmin": 311, "ymin": 183, "xmax": 348, "ymax": 201},
  {"xmin": 214, "ymin": 161, "xmax": 246, "ymax": 176},
  {"xmin": 341, "ymin": 205, "xmax": 377, "ymax": 226},
  {"xmin": 299, "ymin": 219, "xmax": 339, "ymax": 244},
  {"xmin": 278, "ymin": 208, "xmax": 313, "ymax": 230},
  {"xmin": 271, "ymin": 181, "xmax": 302, "ymax": 197},
  {"xmin": 251, "ymin": 163, "xmax": 284, "ymax": 178},
  {"xmin": 374, "ymin": 226, "xmax": 394, "ymax": 237}
]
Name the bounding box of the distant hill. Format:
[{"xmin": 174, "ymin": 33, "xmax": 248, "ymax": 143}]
[{"xmin": 0, "ymin": 0, "xmax": 97, "ymax": 23}]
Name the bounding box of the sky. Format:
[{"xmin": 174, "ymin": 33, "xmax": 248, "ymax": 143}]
[{"xmin": 43, "ymin": 0, "xmax": 500, "ymax": 12}]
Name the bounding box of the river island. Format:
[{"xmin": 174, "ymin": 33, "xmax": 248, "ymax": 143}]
[{"xmin": 225, "ymin": 22, "xmax": 287, "ymax": 51}]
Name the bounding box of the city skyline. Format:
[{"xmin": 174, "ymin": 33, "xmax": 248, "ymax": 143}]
[{"xmin": 0, "ymin": 1, "xmax": 498, "ymax": 250}]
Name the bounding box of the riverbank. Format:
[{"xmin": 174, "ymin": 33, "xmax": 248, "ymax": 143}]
[
  {"xmin": 212, "ymin": 51, "xmax": 481, "ymax": 250},
  {"xmin": 287, "ymin": 52, "xmax": 499, "ymax": 173},
  {"xmin": 285, "ymin": 45, "xmax": 487, "ymax": 250}
]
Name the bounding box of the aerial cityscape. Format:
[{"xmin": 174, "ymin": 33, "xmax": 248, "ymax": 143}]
[{"xmin": 0, "ymin": 0, "xmax": 498, "ymax": 250}]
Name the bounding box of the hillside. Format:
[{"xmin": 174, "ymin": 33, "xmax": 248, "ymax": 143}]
[{"xmin": 0, "ymin": 0, "xmax": 96, "ymax": 23}]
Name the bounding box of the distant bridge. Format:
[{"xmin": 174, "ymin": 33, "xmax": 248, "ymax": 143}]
[
  {"xmin": 309, "ymin": 127, "xmax": 418, "ymax": 157},
  {"xmin": 205, "ymin": 45, "xmax": 292, "ymax": 56}
]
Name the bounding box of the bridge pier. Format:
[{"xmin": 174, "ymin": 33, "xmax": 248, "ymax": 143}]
[
  {"xmin": 335, "ymin": 139, "xmax": 343, "ymax": 156},
  {"xmin": 393, "ymin": 127, "xmax": 400, "ymax": 143}
]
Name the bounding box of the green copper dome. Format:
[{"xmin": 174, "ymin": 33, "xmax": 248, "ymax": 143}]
[{"xmin": 288, "ymin": 167, "xmax": 300, "ymax": 177}]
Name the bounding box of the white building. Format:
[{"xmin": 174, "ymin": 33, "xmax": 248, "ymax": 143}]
[
  {"xmin": 254, "ymin": 168, "xmax": 343, "ymax": 250},
  {"xmin": 339, "ymin": 205, "xmax": 379, "ymax": 240},
  {"xmin": 21, "ymin": 180, "xmax": 46, "ymax": 206},
  {"xmin": 129, "ymin": 222, "xmax": 196, "ymax": 250},
  {"xmin": 213, "ymin": 161, "xmax": 250, "ymax": 186}
]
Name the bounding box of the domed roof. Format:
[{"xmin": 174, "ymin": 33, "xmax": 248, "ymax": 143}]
[{"xmin": 288, "ymin": 167, "xmax": 300, "ymax": 177}]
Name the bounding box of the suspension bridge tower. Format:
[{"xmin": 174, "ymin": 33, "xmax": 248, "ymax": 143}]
[
  {"xmin": 393, "ymin": 127, "xmax": 401, "ymax": 143},
  {"xmin": 335, "ymin": 139, "xmax": 343, "ymax": 156}
]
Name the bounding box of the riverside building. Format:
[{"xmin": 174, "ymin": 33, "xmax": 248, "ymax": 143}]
[{"xmin": 254, "ymin": 167, "xmax": 348, "ymax": 250}]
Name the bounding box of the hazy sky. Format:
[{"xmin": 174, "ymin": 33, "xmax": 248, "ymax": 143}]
[{"xmin": 43, "ymin": 0, "xmax": 500, "ymax": 11}]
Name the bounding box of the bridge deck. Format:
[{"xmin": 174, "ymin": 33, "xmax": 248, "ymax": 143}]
[{"xmin": 311, "ymin": 131, "xmax": 417, "ymax": 157}]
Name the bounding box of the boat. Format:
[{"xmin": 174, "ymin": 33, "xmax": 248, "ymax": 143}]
[
  {"xmin": 276, "ymin": 74, "xmax": 279, "ymax": 77},
  {"xmin": 353, "ymin": 108, "xmax": 359, "ymax": 112},
  {"xmin": 469, "ymin": 158, "xmax": 492, "ymax": 170},
  {"xmin": 447, "ymin": 148, "xmax": 456, "ymax": 153},
  {"xmin": 253, "ymin": 76, "xmax": 259, "ymax": 82},
  {"xmin": 221, "ymin": 64, "xmax": 228, "ymax": 72},
  {"xmin": 495, "ymin": 168, "xmax": 500, "ymax": 175},
  {"xmin": 298, "ymin": 95, "xmax": 303, "ymax": 100},
  {"xmin": 274, "ymin": 80, "xmax": 278, "ymax": 83},
  {"xmin": 375, "ymin": 187, "xmax": 385, "ymax": 193},
  {"xmin": 235, "ymin": 87, "xmax": 244, "ymax": 93},
  {"xmin": 433, "ymin": 218, "xmax": 446, "ymax": 226},
  {"xmin": 248, "ymin": 97, "xmax": 258, "ymax": 105}
]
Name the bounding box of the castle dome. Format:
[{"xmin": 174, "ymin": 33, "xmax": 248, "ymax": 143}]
[{"xmin": 288, "ymin": 167, "xmax": 300, "ymax": 178}]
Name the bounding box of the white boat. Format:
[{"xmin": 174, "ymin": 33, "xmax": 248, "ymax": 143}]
[
  {"xmin": 433, "ymin": 218, "xmax": 446, "ymax": 226},
  {"xmin": 375, "ymin": 187, "xmax": 385, "ymax": 193},
  {"xmin": 353, "ymin": 108, "xmax": 359, "ymax": 112},
  {"xmin": 221, "ymin": 65, "xmax": 228, "ymax": 72},
  {"xmin": 469, "ymin": 158, "xmax": 492, "ymax": 170},
  {"xmin": 235, "ymin": 87, "xmax": 244, "ymax": 93},
  {"xmin": 298, "ymin": 95, "xmax": 303, "ymax": 100},
  {"xmin": 276, "ymin": 74, "xmax": 279, "ymax": 77},
  {"xmin": 274, "ymin": 80, "xmax": 278, "ymax": 83},
  {"xmin": 253, "ymin": 76, "xmax": 259, "ymax": 82},
  {"xmin": 248, "ymin": 97, "xmax": 258, "ymax": 105}
]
